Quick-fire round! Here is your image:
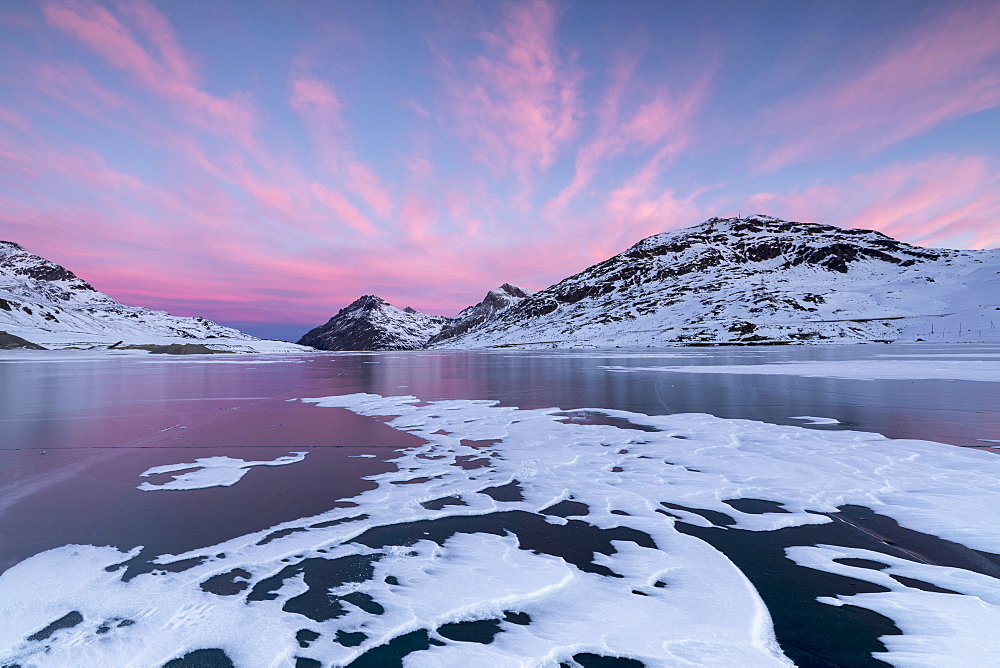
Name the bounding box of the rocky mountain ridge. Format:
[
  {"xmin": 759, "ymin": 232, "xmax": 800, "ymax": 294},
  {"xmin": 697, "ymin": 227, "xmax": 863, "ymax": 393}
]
[
  {"xmin": 434, "ymin": 215, "xmax": 999, "ymax": 347},
  {"xmin": 298, "ymin": 215, "xmax": 999, "ymax": 350}
]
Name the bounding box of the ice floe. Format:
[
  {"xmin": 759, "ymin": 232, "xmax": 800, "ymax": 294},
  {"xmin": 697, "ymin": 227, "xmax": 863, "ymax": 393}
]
[{"xmin": 137, "ymin": 453, "xmax": 308, "ymax": 491}]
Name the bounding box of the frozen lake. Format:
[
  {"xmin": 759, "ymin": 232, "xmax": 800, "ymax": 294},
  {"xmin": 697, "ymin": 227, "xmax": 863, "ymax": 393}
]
[{"xmin": 1, "ymin": 344, "xmax": 999, "ymax": 667}]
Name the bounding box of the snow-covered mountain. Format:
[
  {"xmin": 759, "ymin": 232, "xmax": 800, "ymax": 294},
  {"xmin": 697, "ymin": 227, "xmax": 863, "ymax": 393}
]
[
  {"xmin": 0, "ymin": 241, "xmax": 304, "ymax": 352},
  {"xmin": 298, "ymin": 284, "xmax": 535, "ymax": 351},
  {"xmin": 429, "ymin": 283, "xmax": 535, "ymax": 345},
  {"xmin": 297, "ymin": 295, "xmax": 450, "ymax": 351},
  {"xmin": 432, "ymin": 215, "xmax": 1000, "ymax": 348}
]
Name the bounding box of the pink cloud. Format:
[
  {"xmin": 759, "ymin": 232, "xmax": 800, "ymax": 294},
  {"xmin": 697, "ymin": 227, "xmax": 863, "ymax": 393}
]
[
  {"xmin": 345, "ymin": 164, "xmax": 393, "ymax": 218},
  {"xmin": 747, "ymin": 155, "xmax": 1000, "ymax": 250},
  {"xmin": 398, "ymin": 193, "xmax": 439, "ymax": 244},
  {"xmin": 310, "ymin": 183, "xmax": 377, "ymax": 237},
  {"xmin": 0, "ymin": 105, "xmax": 32, "ymax": 134},
  {"xmin": 597, "ymin": 162, "xmax": 714, "ymax": 258},
  {"xmin": 290, "ymin": 77, "xmax": 343, "ymax": 125},
  {"xmin": 33, "ymin": 60, "xmax": 132, "ymax": 121},
  {"xmin": 440, "ymin": 0, "xmax": 582, "ymax": 182},
  {"xmin": 756, "ymin": 2, "xmax": 1000, "ymax": 171},
  {"xmin": 43, "ymin": 0, "xmax": 256, "ymax": 142},
  {"xmin": 289, "ymin": 76, "xmax": 394, "ymax": 218},
  {"xmin": 546, "ymin": 55, "xmax": 715, "ymax": 215},
  {"xmin": 0, "ymin": 133, "xmax": 144, "ymax": 192},
  {"xmin": 406, "ymin": 155, "xmax": 433, "ymax": 182}
]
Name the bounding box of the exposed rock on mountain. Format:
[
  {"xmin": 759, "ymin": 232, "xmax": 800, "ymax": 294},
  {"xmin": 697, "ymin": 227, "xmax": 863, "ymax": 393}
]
[
  {"xmin": 432, "ymin": 215, "xmax": 1000, "ymax": 348},
  {"xmin": 0, "ymin": 241, "xmax": 303, "ymax": 352},
  {"xmin": 297, "ymin": 295, "xmax": 449, "ymax": 350}
]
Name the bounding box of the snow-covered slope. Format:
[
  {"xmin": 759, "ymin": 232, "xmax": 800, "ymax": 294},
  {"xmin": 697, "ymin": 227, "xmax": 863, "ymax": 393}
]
[
  {"xmin": 434, "ymin": 216, "xmax": 1000, "ymax": 348},
  {"xmin": 0, "ymin": 241, "xmax": 305, "ymax": 352},
  {"xmin": 297, "ymin": 295, "xmax": 449, "ymax": 351}
]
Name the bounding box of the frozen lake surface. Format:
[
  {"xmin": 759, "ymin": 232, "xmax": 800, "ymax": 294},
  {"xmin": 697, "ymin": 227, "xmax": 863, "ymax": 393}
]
[{"xmin": 1, "ymin": 344, "xmax": 999, "ymax": 667}]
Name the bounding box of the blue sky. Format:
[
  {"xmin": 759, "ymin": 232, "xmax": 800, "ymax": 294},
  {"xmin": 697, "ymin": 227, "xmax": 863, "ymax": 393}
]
[{"xmin": 1, "ymin": 0, "xmax": 997, "ymax": 338}]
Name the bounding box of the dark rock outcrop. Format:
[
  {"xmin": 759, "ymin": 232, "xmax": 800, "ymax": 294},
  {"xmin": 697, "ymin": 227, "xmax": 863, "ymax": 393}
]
[{"xmin": 0, "ymin": 331, "xmax": 46, "ymax": 350}]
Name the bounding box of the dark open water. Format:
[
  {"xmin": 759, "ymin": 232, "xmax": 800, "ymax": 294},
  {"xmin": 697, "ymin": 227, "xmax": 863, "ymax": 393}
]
[{"xmin": 1, "ymin": 343, "xmax": 998, "ymax": 666}]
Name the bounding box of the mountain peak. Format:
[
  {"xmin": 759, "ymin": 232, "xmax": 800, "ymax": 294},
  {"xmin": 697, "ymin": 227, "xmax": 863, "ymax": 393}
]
[
  {"xmin": 624, "ymin": 215, "xmax": 941, "ymax": 275},
  {"xmin": 706, "ymin": 213, "xmax": 784, "ymax": 225},
  {"xmin": 299, "ymin": 294, "xmax": 447, "ymax": 350},
  {"xmin": 301, "ymin": 283, "xmax": 534, "ymax": 350},
  {"xmin": 0, "ymin": 240, "xmax": 26, "ymax": 252},
  {"xmin": 495, "ymin": 283, "xmax": 530, "ymax": 296},
  {"xmin": 427, "ymin": 283, "xmax": 534, "ymax": 346},
  {"xmin": 344, "ymin": 295, "xmax": 390, "ymax": 312}
]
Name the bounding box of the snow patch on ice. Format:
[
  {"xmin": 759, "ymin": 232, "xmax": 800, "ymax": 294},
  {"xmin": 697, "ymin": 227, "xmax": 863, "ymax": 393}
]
[
  {"xmin": 137, "ymin": 452, "xmax": 308, "ymax": 491},
  {"xmin": 4, "ymin": 390, "xmax": 1000, "ymax": 666}
]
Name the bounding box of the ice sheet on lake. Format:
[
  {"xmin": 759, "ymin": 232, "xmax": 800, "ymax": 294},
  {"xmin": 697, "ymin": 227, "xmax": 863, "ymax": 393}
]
[
  {"xmin": 875, "ymin": 352, "xmax": 1000, "ymax": 358},
  {"xmin": 604, "ymin": 359, "xmax": 1000, "ymax": 382},
  {"xmin": 137, "ymin": 452, "xmax": 308, "ymax": 491},
  {"xmin": 2, "ymin": 392, "xmax": 999, "ymax": 666}
]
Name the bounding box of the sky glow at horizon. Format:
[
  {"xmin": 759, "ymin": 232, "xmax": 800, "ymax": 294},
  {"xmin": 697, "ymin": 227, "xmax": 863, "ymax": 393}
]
[{"xmin": 1, "ymin": 0, "xmax": 998, "ymax": 338}]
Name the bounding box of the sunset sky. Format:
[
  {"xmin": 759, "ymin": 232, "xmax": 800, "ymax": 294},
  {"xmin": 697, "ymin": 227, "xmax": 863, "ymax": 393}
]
[{"xmin": 1, "ymin": 0, "xmax": 998, "ymax": 339}]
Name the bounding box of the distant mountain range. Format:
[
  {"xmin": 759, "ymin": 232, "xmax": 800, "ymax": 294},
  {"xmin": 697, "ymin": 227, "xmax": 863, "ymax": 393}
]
[
  {"xmin": 5, "ymin": 215, "xmax": 998, "ymax": 352},
  {"xmin": 0, "ymin": 241, "xmax": 302, "ymax": 352},
  {"xmin": 299, "ymin": 215, "xmax": 1000, "ymax": 350}
]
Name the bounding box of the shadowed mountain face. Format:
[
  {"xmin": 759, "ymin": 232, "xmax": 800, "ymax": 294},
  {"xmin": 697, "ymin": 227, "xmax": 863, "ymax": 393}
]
[
  {"xmin": 298, "ymin": 285, "xmax": 534, "ymax": 351},
  {"xmin": 429, "ymin": 284, "xmax": 535, "ymax": 345},
  {"xmin": 297, "ymin": 295, "xmax": 450, "ymax": 351},
  {"xmin": 0, "ymin": 330, "xmax": 46, "ymax": 349}
]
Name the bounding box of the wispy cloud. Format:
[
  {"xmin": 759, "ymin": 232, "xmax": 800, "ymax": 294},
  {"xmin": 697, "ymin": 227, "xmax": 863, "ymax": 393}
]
[
  {"xmin": 754, "ymin": 2, "xmax": 1000, "ymax": 171},
  {"xmin": 289, "ymin": 76, "xmax": 394, "ymax": 219},
  {"xmin": 749, "ymin": 155, "xmax": 1000, "ymax": 249},
  {"xmin": 439, "ymin": 0, "xmax": 582, "ymax": 183},
  {"xmin": 43, "ymin": 0, "xmax": 256, "ymax": 143},
  {"xmin": 546, "ymin": 53, "xmax": 715, "ymax": 216},
  {"xmin": 310, "ymin": 184, "xmax": 377, "ymax": 237}
]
